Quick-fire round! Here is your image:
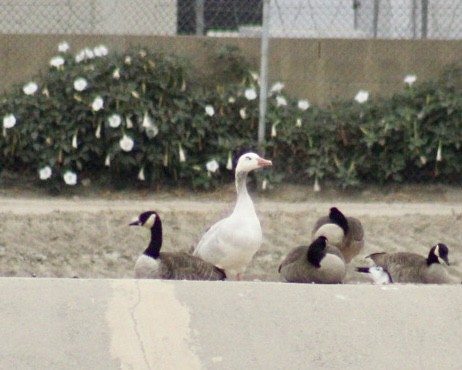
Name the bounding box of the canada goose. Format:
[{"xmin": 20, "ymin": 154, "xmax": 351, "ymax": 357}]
[
  {"xmin": 193, "ymin": 152, "xmax": 272, "ymax": 280},
  {"xmin": 278, "ymin": 236, "xmax": 346, "ymax": 284},
  {"xmin": 130, "ymin": 211, "xmax": 226, "ymax": 280},
  {"xmin": 312, "ymin": 207, "xmax": 364, "ymax": 262},
  {"xmin": 366, "ymin": 243, "xmax": 452, "ymax": 284},
  {"xmin": 356, "ymin": 266, "xmax": 392, "ymax": 284}
]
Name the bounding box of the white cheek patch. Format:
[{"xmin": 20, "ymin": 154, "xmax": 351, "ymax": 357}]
[
  {"xmin": 314, "ymin": 224, "xmax": 344, "ymax": 246},
  {"xmin": 143, "ymin": 214, "xmax": 156, "ymax": 229}
]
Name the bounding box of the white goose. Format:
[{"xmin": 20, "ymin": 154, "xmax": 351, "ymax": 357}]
[{"xmin": 193, "ymin": 152, "xmax": 272, "ymax": 279}]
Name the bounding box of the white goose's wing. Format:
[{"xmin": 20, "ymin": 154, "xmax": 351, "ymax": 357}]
[
  {"xmin": 193, "ymin": 217, "xmax": 229, "ymax": 259},
  {"xmin": 193, "ymin": 214, "xmax": 261, "ymax": 271}
]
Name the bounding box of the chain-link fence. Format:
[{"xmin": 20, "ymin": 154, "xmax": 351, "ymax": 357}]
[{"xmin": 1, "ymin": 0, "xmax": 462, "ymax": 39}]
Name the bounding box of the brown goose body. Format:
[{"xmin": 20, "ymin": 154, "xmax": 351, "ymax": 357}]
[
  {"xmin": 131, "ymin": 211, "xmax": 226, "ymax": 281},
  {"xmin": 279, "ymin": 237, "xmax": 346, "ymax": 284},
  {"xmin": 367, "ymin": 244, "xmax": 451, "ymax": 284},
  {"xmin": 135, "ymin": 252, "xmax": 226, "ymax": 280},
  {"xmin": 312, "ymin": 207, "xmax": 364, "ymax": 263}
]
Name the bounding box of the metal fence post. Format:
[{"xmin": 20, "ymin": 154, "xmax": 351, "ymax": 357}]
[
  {"xmin": 258, "ymin": 0, "xmax": 271, "ymax": 145},
  {"xmin": 421, "ymin": 0, "xmax": 428, "ymax": 39},
  {"xmin": 195, "ymin": 0, "xmax": 205, "ymax": 35}
]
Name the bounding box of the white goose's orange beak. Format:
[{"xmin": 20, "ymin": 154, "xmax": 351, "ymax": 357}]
[{"xmin": 257, "ymin": 158, "xmax": 272, "ymax": 167}]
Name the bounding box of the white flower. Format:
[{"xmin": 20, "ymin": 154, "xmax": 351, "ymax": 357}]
[
  {"xmin": 245, "ymin": 88, "xmax": 257, "ymax": 100},
  {"xmin": 73, "ymin": 78, "xmax": 88, "ymax": 92},
  {"xmin": 38, "ymin": 166, "xmax": 52, "ymax": 180},
  {"xmin": 436, "ymin": 141, "xmax": 443, "ymax": 162},
  {"xmin": 206, "ymin": 159, "xmax": 219, "ymax": 173},
  {"xmin": 112, "ymin": 68, "xmax": 120, "ymax": 79},
  {"xmin": 75, "ymin": 51, "xmax": 85, "ymax": 63},
  {"xmin": 146, "ymin": 126, "xmax": 159, "ymax": 139},
  {"xmin": 163, "ymin": 152, "xmax": 169, "ymax": 167},
  {"xmin": 124, "ymin": 56, "xmax": 132, "ymax": 65},
  {"xmin": 63, "ymin": 171, "xmax": 77, "ymax": 186},
  {"xmin": 262, "ymin": 179, "xmax": 268, "ymax": 190},
  {"xmin": 50, "ymin": 56, "xmax": 65, "ymax": 68},
  {"xmin": 296, "ymin": 118, "xmax": 302, "ymax": 127},
  {"xmin": 84, "ymin": 48, "xmax": 94, "ymax": 59},
  {"xmin": 239, "ymin": 108, "xmax": 247, "ymax": 120},
  {"xmin": 119, "ymin": 134, "xmax": 134, "ymax": 152},
  {"xmin": 228, "ymin": 96, "xmax": 236, "ymax": 103},
  {"xmin": 23, "ymin": 82, "xmax": 38, "ymax": 95},
  {"xmin": 108, "ymin": 114, "xmax": 122, "ymax": 128},
  {"xmin": 404, "ymin": 74, "xmax": 417, "ymax": 86},
  {"xmin": 105, "ymin": 154, "xmax": 111, "ymax": 167},
  {"xmin": 3, "ymin": 114, "xmax": 16, "ymax": 129},
  {"xmin": 142, "ymin": 112, "xmax": 159, "ymax": 138},
  {"xmin": 276, "ymin": 96, "xmax": 287, "ymax": 107},
  {"xmin": 139, "ymin": 49, "xmax": 147, "ymax": 58},
  {"xmin": 298, "ymin": 100, "xmax": 310, "ymax": 111},
  {"xmin": 270, "ymin": 82, "xmax": 285, "ymax": 94},
  {"xmin": 131, "ymin": 90, "xmax": 140, "ymax": 99},
  {"xmin": 271, "ymin": 122, "xmax": 279, "ymax": 137},
  {"xmin": 125, "ymin": 116, "xmax": 133, "ymax": 128},
  {"xmin": 205, "ymin": 105, "xmax": 215, "ymax": 117},
  {"xmin": 142, "ymin": 112, "xmax": 153, "ymax": 128},
  {"xmin": 179, "ymin": 144, "xmax": 186, "ymax": 163},
  {"xmin": 354, "ymin": 90, "xmax": 369, "ymax": 103},
  {"xmin": 226, "ymin": 152, "xmax": 233, "ymax": 170},
  {"xmin": 420, "ymin": 155, "xmax": 427, "ymax": 165},
  {"xmin": 250, "ymin": 71, "xmax": 259, "ymax": 81},
  {"xmin": 91, "ymin": 96, "xmax": 104, "ymax": 111},
  {"xmin": 58, "ymin": 41, "xmax": 70, "ymax": 53},
  {"xmin": 137, "ymin": 167, "xmax": 145, "ymax": 181},
  {"xmin": 93, "ymin": 45, "xmax": 109, "ymax": 57},
  {"xmin": 313, "ymin": 178, "xmax": 321, "ymax": 192},
  {"xmin": 95, "ymin": 122, "xmax": 102, "ymax": 139},
  {"xmin": 72, "ymin": 131, "xmax": 78, "ymax": 149}
]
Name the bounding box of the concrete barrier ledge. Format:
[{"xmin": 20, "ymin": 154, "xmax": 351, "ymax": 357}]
[{"xmin": 1, "ymin": 277, "xmax": 461, "ymax": 369}]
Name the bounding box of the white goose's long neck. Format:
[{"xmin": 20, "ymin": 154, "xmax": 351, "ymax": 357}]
[{"xmin": 235, "ymin": 171, "xmax": 255, "ymax": 213}]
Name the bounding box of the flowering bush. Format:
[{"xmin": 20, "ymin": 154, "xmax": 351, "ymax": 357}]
[
  {"xmin": 0, "ymin": 42, "xmax": 265, "ymax": 191},
  {"xmin": 1, "ymin": 41, "xmax": 461, "ymax": 192}
]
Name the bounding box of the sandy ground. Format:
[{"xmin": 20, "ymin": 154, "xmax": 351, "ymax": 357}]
[{"xmin": 1, "ymin": 184, "xmax": 462, "ymax": 283}]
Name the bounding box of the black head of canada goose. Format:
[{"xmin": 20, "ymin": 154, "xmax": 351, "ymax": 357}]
[
  {"xmin": 130, "ymin": 211, "xmax": 226, "ymax": 281},
  {"xmin": 356, "ymin": 266, "xmax": 393, "ymax": 284},
  {"xmin": 312, "ymin": 207, "xmax": 364, "ymax": 263},
  {"xmin": 278, "ymin": 236, "xmax": 346, "ymax": 284},
  {"xmin": 366, "ymin": 243, "xmax": 452, "ymax": 284}
]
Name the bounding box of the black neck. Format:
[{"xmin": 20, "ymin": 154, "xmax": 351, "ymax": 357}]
[
  {"xmin": 329, "ymin": 208, "xmax": 349, "ymax": 234},
  {"xmin": 427, "ymin": 247, "xmax": 439, "ymax": 266},
  {"xmin": 144, "ymin": 217, "xmax": 162, "ymax": 259},
  {"xmin": 307, "ymin": 246, "xmax": 325, "ymax": 268}
]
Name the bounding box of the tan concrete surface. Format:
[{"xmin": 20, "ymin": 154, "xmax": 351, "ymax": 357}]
[
  {"xmin": 2, "ymin": 35, "xmax": 462, "ymax": 104},
  {"xmin": 1, "ymin": 278, "xmax": 461, "ymax": 369},
  {"xmin": 1, "ymin": 196, "xmax": 462, "ymax": 216}
]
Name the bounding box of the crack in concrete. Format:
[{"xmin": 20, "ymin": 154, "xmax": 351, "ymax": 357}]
[{"xmin": 130, "ymin": 280, "xmax": 150, "ymax": 370}]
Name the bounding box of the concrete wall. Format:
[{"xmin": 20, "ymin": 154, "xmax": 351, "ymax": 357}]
[
  {"xmin": 2, "ymin": 277, "xmax": 462, "ymax": 369},
  {"xmin": 2, "ymin": 34, "xmax": 462, "ymax": 105}
]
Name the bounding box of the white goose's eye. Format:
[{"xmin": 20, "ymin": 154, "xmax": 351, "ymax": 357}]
[{"xmin": 245, "ymin": 156, "xmax": 252, "ymax": 161}]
